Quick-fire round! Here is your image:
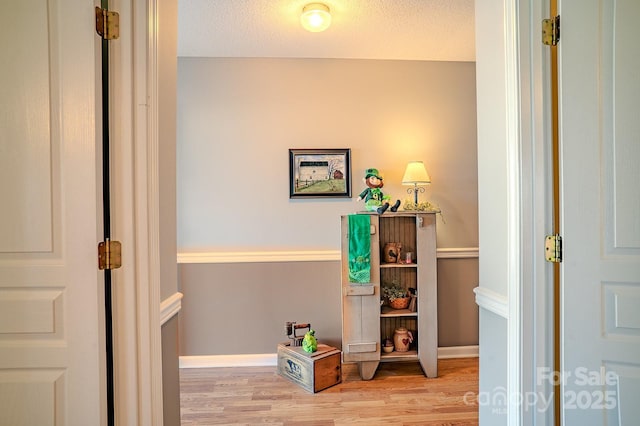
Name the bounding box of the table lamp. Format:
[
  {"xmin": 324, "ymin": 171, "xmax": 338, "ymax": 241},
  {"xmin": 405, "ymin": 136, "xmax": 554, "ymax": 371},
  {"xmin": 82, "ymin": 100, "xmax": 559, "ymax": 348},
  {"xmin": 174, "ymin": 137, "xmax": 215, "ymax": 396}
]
[{"xmin": 402, "ymin": 161, "xmax": 431, "ymax": 204}]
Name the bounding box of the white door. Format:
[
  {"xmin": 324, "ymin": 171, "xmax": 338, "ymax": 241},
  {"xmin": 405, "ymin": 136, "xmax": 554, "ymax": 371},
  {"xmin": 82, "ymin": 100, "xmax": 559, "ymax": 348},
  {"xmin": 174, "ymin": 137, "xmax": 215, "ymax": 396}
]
[
  {"xmin": 0, "ymin": 0, "xmax": 104, "ymax": 425},
  {"xmin": 559, "ymin": 0, "xmax": 640, "ymax": 424}
]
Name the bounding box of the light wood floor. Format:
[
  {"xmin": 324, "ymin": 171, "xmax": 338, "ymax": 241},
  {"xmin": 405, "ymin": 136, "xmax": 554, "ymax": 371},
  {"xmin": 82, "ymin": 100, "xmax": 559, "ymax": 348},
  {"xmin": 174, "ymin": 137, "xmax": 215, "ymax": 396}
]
[{"xmin": 180, "ymin": 357, "xmax": 478, "ymax": 425}]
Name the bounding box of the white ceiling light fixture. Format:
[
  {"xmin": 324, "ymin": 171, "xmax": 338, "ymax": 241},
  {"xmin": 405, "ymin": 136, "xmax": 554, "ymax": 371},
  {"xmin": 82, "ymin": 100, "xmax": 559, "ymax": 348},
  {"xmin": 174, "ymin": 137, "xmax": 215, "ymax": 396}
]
[{"xmin": 301, "ymin": 3, "xmax": 332, "ymax": 33}]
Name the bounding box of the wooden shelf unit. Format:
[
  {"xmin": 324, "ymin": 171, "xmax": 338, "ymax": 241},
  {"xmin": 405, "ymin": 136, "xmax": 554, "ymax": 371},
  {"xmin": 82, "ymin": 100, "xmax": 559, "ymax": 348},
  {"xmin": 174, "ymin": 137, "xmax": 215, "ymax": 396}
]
[{"xmin": 341, "ymin": 212, "xmax": 438, "ymax": 380}]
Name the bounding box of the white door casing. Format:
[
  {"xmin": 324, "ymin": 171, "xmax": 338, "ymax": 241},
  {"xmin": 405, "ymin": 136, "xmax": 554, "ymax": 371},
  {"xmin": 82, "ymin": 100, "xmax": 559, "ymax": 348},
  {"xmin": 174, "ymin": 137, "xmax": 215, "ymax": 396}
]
[
  {"xmin": 0, "ymin": 0, "xmax": 167, "ymax": 424},
  {"xmin": 0, "ymin": 0, "xmax": 104, "ymax": 424},
  {"xmin": 559, "ymin": 0, "xmax": 640, "ymax": 424},
  {"xmin": 110, "ymin": 0, "xmax": 166, "ymax": 424}
]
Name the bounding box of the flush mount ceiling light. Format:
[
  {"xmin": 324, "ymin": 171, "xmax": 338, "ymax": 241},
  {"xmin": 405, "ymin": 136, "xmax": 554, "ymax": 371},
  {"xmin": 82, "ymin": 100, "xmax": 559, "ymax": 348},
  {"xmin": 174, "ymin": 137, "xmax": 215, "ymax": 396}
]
[{"xmin": 301, "ymin": 3, "xmax": 332, "ymax": 32}]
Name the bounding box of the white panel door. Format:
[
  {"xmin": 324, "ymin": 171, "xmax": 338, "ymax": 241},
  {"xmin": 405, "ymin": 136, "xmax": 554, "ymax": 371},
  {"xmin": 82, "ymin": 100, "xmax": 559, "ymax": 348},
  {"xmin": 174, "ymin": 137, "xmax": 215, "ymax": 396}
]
[
  {"xmin": 0, "ymin": 0, "xmax": 103, "ymax": 425},
  {"xmin": 559, "ymin": 0, "xmax": 640, "ymax": 424}
]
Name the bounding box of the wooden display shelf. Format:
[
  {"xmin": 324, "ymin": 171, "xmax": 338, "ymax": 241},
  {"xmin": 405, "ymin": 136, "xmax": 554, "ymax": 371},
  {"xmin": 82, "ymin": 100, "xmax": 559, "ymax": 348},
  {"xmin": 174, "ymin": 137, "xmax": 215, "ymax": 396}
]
[
  {"xmin": 380, "ymin": 307, "xmax": 417, "ymax": 317},
  {"xmin": 380, "ymin": 350, "xmax": 419, "ymax": 362},
  {"xmin": 341, "ymin": 212, "xmax": 438, "ymax": 379},
  {"xmin": 380, "ymin": 263, "xmax": 417, "ymax": 268}
]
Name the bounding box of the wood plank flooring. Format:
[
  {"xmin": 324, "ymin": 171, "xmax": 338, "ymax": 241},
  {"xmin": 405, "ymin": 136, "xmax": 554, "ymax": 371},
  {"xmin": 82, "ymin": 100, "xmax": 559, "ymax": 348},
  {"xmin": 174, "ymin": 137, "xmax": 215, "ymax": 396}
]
[{"xmin": 180, "ymin": 357, "xmax": 478, "ymax": 425}]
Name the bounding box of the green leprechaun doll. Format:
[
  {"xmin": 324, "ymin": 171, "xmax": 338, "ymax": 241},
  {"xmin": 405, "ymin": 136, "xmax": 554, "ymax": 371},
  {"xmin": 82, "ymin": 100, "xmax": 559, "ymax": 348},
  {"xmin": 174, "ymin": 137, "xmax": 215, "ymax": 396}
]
[{"xmin": 357, "ymin": 168, "xmax": 400, "ymax": 214}]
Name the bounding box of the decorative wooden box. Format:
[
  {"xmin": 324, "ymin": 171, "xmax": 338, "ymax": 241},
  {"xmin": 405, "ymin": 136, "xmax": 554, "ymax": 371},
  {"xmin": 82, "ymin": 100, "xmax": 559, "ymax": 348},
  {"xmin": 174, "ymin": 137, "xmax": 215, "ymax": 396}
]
[{"xmin": 277, "ymin": 343, "xmax": 341, "ymax": 393}]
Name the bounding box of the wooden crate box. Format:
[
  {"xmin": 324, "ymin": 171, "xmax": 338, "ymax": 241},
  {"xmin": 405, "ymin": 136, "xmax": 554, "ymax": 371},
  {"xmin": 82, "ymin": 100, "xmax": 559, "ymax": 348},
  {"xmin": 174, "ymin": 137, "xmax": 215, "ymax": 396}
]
[{"xmin": 277, "ymin": 343, "xmax": 341, "ymax": 393}]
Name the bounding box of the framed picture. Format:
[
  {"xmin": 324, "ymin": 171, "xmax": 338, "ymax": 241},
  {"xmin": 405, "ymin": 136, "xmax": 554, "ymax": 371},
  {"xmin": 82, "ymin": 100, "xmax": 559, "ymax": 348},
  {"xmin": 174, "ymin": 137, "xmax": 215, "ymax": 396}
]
[{"xmin": 289, "ymin": 149, "xmax": 352, "ymax": 198}]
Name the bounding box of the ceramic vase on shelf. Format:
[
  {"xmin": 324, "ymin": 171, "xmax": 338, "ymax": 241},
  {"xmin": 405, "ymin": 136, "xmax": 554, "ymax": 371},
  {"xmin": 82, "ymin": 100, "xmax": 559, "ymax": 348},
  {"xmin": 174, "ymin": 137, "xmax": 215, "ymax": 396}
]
[
  {"xmin": 383, "ymin": 242, "xmax": 402, "ymax": 263},
  {"xmin": 393, "ymin": 327, "xmax": 413, "ymax": 352}
]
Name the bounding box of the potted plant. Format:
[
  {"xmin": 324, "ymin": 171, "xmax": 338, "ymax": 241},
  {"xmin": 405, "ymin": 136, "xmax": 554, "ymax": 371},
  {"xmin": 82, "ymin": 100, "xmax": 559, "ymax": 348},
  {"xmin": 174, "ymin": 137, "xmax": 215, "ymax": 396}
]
[{"xmin": 382, "ymin": 282, "xmax": 410, "ymax": 309}]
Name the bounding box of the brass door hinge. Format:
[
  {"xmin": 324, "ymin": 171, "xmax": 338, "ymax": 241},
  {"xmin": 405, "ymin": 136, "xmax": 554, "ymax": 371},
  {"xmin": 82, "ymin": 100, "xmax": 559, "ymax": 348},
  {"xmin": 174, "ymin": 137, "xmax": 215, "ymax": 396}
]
[
  {"xmin": 542, "ymin": 15, "xmax": 560, "ymax": 46},
  {"xmin": 545, "ymin": 234, "xmax": 563, "ymax": 263},
  {"xmin": 95, "ymin": 7, "xmax": 120, "ymax": 40},
  {"xmin": 98, "ymin": 240, "xmax": 122, "ymax": 270}
]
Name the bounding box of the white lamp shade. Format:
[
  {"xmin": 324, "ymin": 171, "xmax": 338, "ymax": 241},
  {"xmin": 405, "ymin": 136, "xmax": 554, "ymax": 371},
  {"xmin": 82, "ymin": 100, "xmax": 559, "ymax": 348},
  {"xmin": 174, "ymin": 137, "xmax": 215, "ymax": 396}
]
[
  {"xmin": 402, "ymin": 161, "xmax": 431, "ymax": 185},
  {"xmin": 301, "ymin": 3, "xmax": 332, "ymax": 32}
]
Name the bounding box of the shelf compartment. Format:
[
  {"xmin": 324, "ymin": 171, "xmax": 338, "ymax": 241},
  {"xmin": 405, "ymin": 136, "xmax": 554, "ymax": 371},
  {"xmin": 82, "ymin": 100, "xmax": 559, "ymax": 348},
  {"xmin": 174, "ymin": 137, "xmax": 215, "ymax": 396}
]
[
  {"xmin": 380, "ymin": 268, "xmax": 417, "ymax": 301},
  {"xmin": 381, "ymin": 267, "xmax": 417, "ymax": 283},
  {"xmin": 380, "ymin": 317, "xmax": 418, "ymax": 352},
  {"xmin": 379, "ymin": 216, "xmax": 417, "ymax": 260}
]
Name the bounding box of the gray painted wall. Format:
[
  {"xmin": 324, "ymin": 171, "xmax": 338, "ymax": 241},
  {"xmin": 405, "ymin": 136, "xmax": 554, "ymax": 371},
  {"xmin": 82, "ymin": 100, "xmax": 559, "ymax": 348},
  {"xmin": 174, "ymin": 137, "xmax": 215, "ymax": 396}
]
[
  {"xmin": 176, "ymin": 58, "xmax": 479, "ymax": 357},
  {"xmin": 437, "ymin": 258, "xmax": 479, "ymax": 347},
  {"xmin": 178, "ymin": 258, "xmax": 478, "ymax": 355},
  {"xmin": 162, "ymin": 316, "xmax": 181, "ymax": 426},
  {"xmin": 179, "ymin": 261, "xmax": 343, "ymax": 354}
]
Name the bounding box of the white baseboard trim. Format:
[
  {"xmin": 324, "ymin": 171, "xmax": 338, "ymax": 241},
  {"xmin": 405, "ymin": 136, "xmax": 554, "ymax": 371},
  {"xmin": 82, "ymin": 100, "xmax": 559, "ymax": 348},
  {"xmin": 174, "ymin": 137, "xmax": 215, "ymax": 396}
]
[
  {"xmin": 160, "ymin": 292, "xmax": 183, "ymax": 326},
  {"xmin": 179, "ymin": 345, "xmax": 479, "ymax": 369},
  {"xmin": 177, "ymin": 247, "xmax": 479, "ymax": 264},
  {"xmin": 473, "ymin": 286, "xmax": 509, "ymax": 319},
  {"xmin": 437, "ymin": 345, "xmax": 479, "ymax": 359},
  {"xmin": 180, "ymin": 353, "xmax": 278, "ymax": 368}
]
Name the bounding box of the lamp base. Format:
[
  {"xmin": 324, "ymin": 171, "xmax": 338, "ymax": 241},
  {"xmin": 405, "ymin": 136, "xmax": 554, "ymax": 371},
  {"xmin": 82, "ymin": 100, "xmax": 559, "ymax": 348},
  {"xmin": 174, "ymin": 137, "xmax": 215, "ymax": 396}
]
[{"xmin": 407, "ymin": 185, "xmax": 426, "ymax": 205}]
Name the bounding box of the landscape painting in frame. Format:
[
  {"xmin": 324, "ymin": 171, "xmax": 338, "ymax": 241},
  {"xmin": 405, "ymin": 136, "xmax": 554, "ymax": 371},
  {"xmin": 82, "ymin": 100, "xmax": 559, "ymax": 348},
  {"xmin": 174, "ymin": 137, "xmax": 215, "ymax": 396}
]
[{"xmin": 289, "ymin": 149, "xmax": 351, "ymax": 198}]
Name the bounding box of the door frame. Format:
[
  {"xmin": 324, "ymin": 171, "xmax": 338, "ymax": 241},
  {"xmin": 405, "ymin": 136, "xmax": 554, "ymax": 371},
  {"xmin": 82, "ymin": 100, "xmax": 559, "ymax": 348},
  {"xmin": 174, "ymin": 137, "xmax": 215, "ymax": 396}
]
[
  {"xmin": 109, "ymin": 0, "xmax": 165, "ymax": 423},
  {"xmin": 506, "ymin": 0, "xmax": 555, "ymax": 424},
  {"xmin": 108, "ymin": 0, "xmax": 556, "ymax": 424}
]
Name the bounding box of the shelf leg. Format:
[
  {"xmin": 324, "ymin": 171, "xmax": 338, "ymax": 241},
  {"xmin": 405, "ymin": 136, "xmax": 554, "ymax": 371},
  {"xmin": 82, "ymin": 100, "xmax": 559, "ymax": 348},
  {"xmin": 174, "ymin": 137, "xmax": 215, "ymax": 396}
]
[
  {"xmin": 418, "ymin": 356, "xmax": 437, "ymax": 378},
  {"xmin": 357, "ymin": 361, "xmax": 379, "ymax": 380}
]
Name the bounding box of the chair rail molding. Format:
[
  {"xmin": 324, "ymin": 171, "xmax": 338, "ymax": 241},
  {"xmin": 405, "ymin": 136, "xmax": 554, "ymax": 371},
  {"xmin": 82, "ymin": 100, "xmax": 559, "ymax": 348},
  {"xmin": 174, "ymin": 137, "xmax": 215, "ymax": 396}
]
[
  {"xmin": 160, "ymin": 292, "xmax": 183, "ymax": 326},
  {"xmin": 177, "ymin": 247, "xmax": 479, "ymax": 264},
  {"xmin": 473, "ymin": 286, "xmax": 508, "ymax": 319}
]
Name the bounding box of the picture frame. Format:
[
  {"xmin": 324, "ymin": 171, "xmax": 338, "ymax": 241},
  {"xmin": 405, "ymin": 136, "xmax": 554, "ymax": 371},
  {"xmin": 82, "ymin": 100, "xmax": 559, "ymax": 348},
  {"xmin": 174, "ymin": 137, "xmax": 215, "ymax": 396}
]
[{"xmin": 289, "ymin": 149, "xmax": 352, "ymax": 198}]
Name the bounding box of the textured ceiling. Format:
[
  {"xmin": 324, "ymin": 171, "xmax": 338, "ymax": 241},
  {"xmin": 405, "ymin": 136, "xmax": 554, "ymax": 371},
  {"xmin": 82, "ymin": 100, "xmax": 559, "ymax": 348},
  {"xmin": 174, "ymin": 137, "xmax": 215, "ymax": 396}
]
[{"xmin": 178, "ymin": 0, "xmax": 476, "ymax": 61}]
